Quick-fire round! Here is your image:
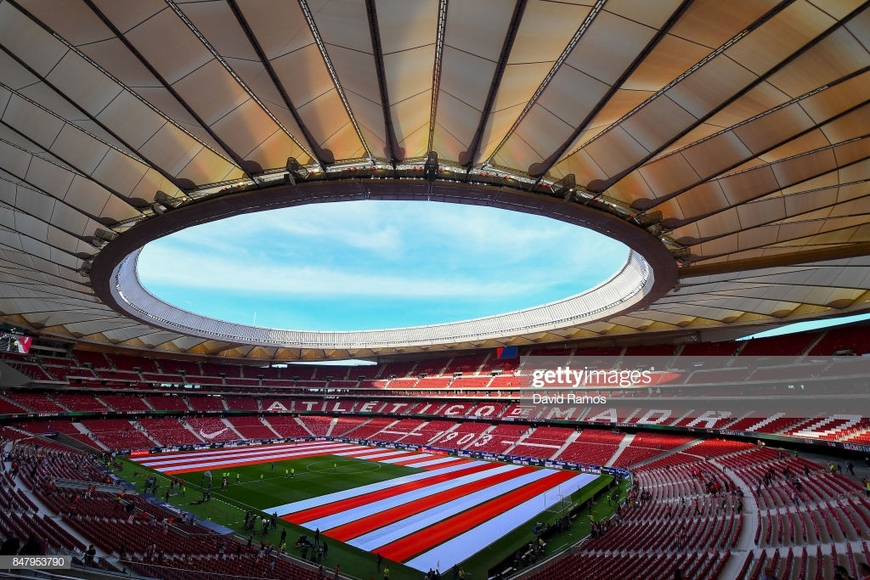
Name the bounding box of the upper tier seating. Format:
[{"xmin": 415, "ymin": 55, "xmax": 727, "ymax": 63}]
[
  {"xmin": 109, "ymin": 353, "xmax": 159, "ymax": 373},
  {"xmin": 55, "ymin": 393, "xmax": 110, "ymax": 413},
  {"xmin": 809, "ymin": 323, "xmax": 870, "ymax": 355},
  {"xmin": 101, "ymin": 394, "xmax": 151, "ymax": 412},
  {"xmin": 478, "ymin": 355, "xmax": 520, "ymax": 374},
  {"xmin": 447, "ymin": 353, "xmax": 488, "ymax": 374},
  {"xmin": 144, "ymin": 395, "xmax": 191, "ymax": 412},
  {"xmin": 738, "ymin": 331, "xmax": 822, "ymax": 357},
  {"xmin": 679, "ymin": 341, "xmax": 741, "ymax": 357}
]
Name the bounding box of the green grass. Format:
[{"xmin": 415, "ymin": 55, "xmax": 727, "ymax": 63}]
[
  {"xmin": 123, "ymin": 454, "xmax": 426, "ymax": 580},
  {"xmin": 460, "ymin": 473, "xmax": 620, "ymax": 578},
  {"xmin": 120, "ymin": 451, "xmax": 627, "ymax": 580}
]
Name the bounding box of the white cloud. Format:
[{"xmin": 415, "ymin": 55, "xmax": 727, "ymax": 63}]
[
  {"xmin": 139, "ymin": 247, "xmax": 542, "ymax": 299},
  {"xmin": 137, "ymin": 200, "xmax": 630, "ymax": 329}
]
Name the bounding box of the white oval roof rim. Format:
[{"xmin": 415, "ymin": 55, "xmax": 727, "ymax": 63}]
[{"xmin": 114, "ymin": 247, "xmax": 651, "ymax": 349}]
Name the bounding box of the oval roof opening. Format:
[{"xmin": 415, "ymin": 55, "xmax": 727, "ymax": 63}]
[{"xmin": 137, "ymin": 200, "xmax": 631, "ymax": 332}]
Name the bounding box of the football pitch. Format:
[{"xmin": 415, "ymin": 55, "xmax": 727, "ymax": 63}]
[{"xmin": 126, "ymin": 440, "xmax": 608, "ymax": 578}]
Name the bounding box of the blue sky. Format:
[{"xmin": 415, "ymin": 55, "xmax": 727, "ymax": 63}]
[
  {"xmin": 740, "ymin": 312, "xmax": 870, "ymax": 340},
  {"xmin": 137, "ymin": 201, "xmax": 630, "ymax": 332}
]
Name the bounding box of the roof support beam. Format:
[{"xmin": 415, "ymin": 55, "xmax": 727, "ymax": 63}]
[
  {"xmin": 365, "ymin": 0, "xmax": 401, "ymax": 162},
  {"xmin": 79, "ymin": 0, "xmax": 252, "ymax": 179},
  {"xmin": 681, "ymin": 242, "xmax": 870, "ymax": 279},
  {"xmin": 226, "ymin": 0, "xmax": 331, "ymax": 169},
  {"xmin": 528, "ymin": 0, "xmax": 696, "ymax": 181},
  {"xmin": 426, "ymin": 0, "xmax": 449, "ymax": 155},
  {"xmin": 583, "ymin": 0, "xmax": 870, "ymax": 195},
  {"xmin": 459, "ymin": 0, "xmax": 526, "ymax": 169}
]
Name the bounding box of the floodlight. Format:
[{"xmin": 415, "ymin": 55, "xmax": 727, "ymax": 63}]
[
  {"xmin": 286, "ymin": 157, "xmax": 310, "ymax": 180},
  {"xmin": 423, "ymin": 151, "xmax": 439, "ymax": 182},
  {"xmin": 94, "ymin": 228, "xmax": 118, "ymax": 243},
  {"xmin": 551, "ymin": 174, "xmax": 576, "ymax": 200}
]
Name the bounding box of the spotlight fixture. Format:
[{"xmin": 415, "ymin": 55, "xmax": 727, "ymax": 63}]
[
  {"xmin": 551, "ymin": 174, "xmax": 576, "ymax": 200},
  {"xmin": 672, "ymin": 247, "xmax": 690, "ymax": 268},
  {"xmin": 155, "ymin": 190, "xmax": 182, "ymax": 209},
  {"xmin": 285, "ymin": 157, "xmax": 310, "ymax": 186},
  {"xmin": 633, "ymin": 211, "xmax": 663, "ymax": 228},
  {"xmin": 423, "ymin": 151, "xmax": 439, "ymax": 182},
  {"xmin": 77, "ymin": 258, "xmax": 93, "ymax": 276},
  {"xmin": 93, "ymin": 228, "xmax": 118, "ymax": 243}
]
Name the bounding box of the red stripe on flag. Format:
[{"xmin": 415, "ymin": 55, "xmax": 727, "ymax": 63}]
[
  {"xmin": 346, "ymin": 450, "xmax": 417, "ymax": 461},
  {"xmin": 135, "ymin": 442, "xmax": 336, "ymax": 465},
  {"xmin": 161, "ymin": 447, "xmax": 346, "ymax": 475},
  {"xmin": 376, "ymin": 470, "xmax": 578, "ymax": 562},
  {"xmin": 385, "ymin": 455, "xmax": 445, "ymax": 466},
  {"xmin": 415, "ymin": 458, "xmax": 473, "ymax": 470},
  {"xmin": 327, "ymin": 466, "xmax": 539, "ymax": 542},
  {"xmin": 283, "ymin": 463, "xmax": 498, "ymax": 524}
]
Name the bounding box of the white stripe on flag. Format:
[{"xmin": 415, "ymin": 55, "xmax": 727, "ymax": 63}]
[
  {"xmin": 139, "ymin": 443, "xmax": 361, "ymax": 472},
  {"xmin": 405, "ymin": 473, "xmax": 598, "ymax": 572},
  {"xmin": 268, "ymin": 461, "xmax": 490, "ymax": 515},
  {"xmin": 375, "ymin": 453, "xmax": 433, "ymax": 464},
  {"xmin": 399, "ymin": 456, "xmax": 464, "ymax": 468},
  {"xmin": 348, "ymin": 469, "xmax": 557, "ymax": 552},
  {"xmin": 135, "ymin": 441, "xmax": 340, "ymax": 467},
  {"xmin": 308, "ymin": 464, "xmax": 524, "ymax": 531},
  {"xmin": 335, "ymin": 449, "xmax": 413, "ymax": 461}
]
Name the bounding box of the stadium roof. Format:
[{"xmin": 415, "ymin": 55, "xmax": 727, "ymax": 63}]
[{"xmin": 2, "ymin": 0, "xmax": 870, "ymax": 361}]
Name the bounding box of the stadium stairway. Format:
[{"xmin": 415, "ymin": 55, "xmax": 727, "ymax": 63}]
[
  {"xmin": 258, "ymin": 416, "xmax": 282, "ymax": 438},
  {"xmin": 337, "ymin": 416, "xmax": 373, "ymax": 438},
  {"xmin": 295, "ymin": 416, "xmax": 316, "ymax": 437},
  {"xmin": 178, "ymin": 418, "xmax": 206, "ymax": 443},
  {"xmin": 323, "ymin": 417, "xmax": 336, "ymax": 437},
  {"xmin": 130, "ymin": 420, "xmax": 162, "ymax": 447},
  {"xmin": 550, "ymin": 430, "xmax": 582, "ymax": 461},
  {"xmin": 628, "ymin": 438, "xmax": 704, "ymax": 469},
  {"xmin": 605, "ymin": 433, "xmax": 635, "ymax": 467},
  {"xmin": 71, "ymin": 423, "xmax": 108, "ymax": 451},
  {"xmin": 500, "ymin": 426, "xmax": 535, "ymax": 455},
  {"xmin": 707, "ymin": 457, "xmax": 761, "ymax": 580},
  {"xmin": 221, "ymin": 418, "xmax": 245, "ymax": 440}
]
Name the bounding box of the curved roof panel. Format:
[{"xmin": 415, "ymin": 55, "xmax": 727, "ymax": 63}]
[{"xmin": 1, "ymin": 0, "xmax": 869, "ymax": 360}]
